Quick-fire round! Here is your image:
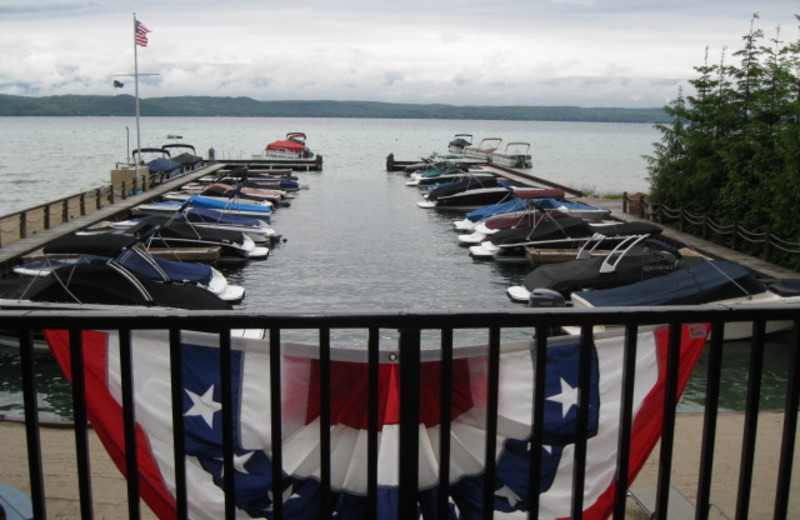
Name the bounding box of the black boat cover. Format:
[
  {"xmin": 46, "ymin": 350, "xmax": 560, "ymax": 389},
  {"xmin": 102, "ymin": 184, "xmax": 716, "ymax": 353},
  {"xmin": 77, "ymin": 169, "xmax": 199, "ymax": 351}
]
[
  {"xmin": 0, "ymin": 264, "xmax": 231, "ymax": 310},
  {"xmin": 522, "ymin": 243, "xmax": 703, "ymax": 294},
  {"xmin": 44, "ymin": 233, "xmax": 142, "ymax": 257},
  {"xmin": 489, "ymin": 216, "xmax": 591, "ymax": 246},
  {"xmin": 572, "ymin": 260, "xmax": 767, "ymax": 307},
  {"xmin": 490, "ymin": 219, "xmax": 662, "ymax": 247},
  {"xmin": 425, "ymin": 177, "xmax": 507, "ymax": 201}
]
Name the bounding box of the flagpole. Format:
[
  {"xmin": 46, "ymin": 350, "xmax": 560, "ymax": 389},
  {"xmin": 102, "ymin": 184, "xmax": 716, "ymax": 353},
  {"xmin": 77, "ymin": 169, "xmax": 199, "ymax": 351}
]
[{"xmin": 133, "ymin": 12, "xmax": 142, "ymax": 180}]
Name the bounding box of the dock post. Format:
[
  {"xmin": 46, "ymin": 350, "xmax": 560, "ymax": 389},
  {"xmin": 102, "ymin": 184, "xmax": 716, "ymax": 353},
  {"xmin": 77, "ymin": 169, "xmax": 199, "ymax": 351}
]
[
  {"xmin": 19, "ymin": 212, "xmax": 26, "ymax": 239},
  {"xmin": 386, "ymin": 153, "xmax": 395, "ymax": 171}
]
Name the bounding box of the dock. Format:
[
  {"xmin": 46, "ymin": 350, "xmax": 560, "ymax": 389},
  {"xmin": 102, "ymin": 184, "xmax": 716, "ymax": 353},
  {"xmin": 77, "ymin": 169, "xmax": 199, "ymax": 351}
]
[
  {"xmin": 389, "ymin": 153, "xmax": 799, "ymax": 280},
  {"xmin": 0, "ymin": 163, "xmax": 227, "ymax": 274},
  {"xmin": 579, "ymin": 195, "xmax": 800, "ymax": 280}
]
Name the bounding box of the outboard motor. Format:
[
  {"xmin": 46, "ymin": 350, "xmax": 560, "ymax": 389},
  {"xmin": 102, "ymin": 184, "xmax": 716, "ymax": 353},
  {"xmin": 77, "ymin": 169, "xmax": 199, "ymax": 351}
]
[{"xmin": 528, "ymin": 288, "xmax": 567, "ymax": 308}]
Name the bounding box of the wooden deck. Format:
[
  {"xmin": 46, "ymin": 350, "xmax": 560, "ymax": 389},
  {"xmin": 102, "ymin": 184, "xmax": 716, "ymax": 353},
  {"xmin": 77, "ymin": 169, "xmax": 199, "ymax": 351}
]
[
  {"xmin": 0, "ymin": 163, "xmax": 226, "ymax": 274},
  {"xmin": 579, "ymin": 196, "xmax": 800, "ymax": 280}
]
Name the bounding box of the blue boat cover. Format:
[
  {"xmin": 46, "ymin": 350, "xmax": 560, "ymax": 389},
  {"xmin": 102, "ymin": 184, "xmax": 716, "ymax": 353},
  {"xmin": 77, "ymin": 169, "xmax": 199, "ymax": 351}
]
[
  {"xmin": 188, "ymin": 195, "xmax": 271, "ymax": 214},
  {"xmin": 147, "ymin": 157, "xmax": 181, "ymax": 173},
  {"xmin": 179, "ymin": 207, "xmax": 264, "ymax": 229},
  {"xmin": 573, "ymin": 260, "xmax": 767, "ymax": 307},
  {"xmin": 464, "ymin": 198, "xmax": 528, "ymax": 222},
  {"xmin": 533, "ymin": 199, "xmax": 609, "ymax": 212},
  {"xmin": 27, "ymin": 250, "xmax": 214, "ymax": 286},
  {"xmin": 115, "ymin": 250, "xmax": 213, "ymax": 286}
]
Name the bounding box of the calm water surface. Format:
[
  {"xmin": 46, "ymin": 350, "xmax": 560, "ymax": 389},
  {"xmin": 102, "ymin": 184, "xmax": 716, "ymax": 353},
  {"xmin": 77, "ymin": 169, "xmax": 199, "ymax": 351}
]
[{"xmin": 0, "ymin": 117, "xmax": 791, "ymax": 419}]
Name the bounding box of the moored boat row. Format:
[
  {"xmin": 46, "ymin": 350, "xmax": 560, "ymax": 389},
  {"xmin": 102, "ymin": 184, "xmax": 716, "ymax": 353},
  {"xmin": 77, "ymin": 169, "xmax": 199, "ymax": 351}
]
[
  {"xmin": 398, "ymin": 135, "xmax": 800, "ymax": 340},
  {"xmin": 0, "ymin": 141, "xmax": 315, "ymax": 330}
]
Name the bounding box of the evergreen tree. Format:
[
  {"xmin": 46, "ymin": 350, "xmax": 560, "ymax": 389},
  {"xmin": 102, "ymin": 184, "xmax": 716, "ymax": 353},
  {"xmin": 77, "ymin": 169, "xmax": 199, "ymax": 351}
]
[{"xmin": 646, "ymin": 12, "xmax": 800, "ymax": 257}]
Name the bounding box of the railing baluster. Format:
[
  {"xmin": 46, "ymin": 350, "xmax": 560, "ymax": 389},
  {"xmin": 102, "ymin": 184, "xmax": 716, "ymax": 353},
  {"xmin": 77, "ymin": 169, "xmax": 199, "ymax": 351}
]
[
  {"xmin": 613, "ymin": 323, "xmax": 639, "ymax": 518},
  {"xmin": 69, "ymin": 328, "xmax": 94, "ymax": 519},
  {"xmin": 527, "ymin": 325, "xmax": 548, "ymax": 519},
  {"xmin": 696, "ymin": 320, "xmax": 725, "ymax": 519},
  {"xmin": 318, "ymin": 327, "xmax": 332, "ymax": 518},
  {"xmin": 570, "ymin": 325, "xmax": 594, "ymax": 519},
  {"xmin": 367, "ymin": 326, "xmax": 379, "ymax": 519},
  {"xmin": 774, "ymin": 320, "xmax": 800, "ymax": 520},
  {"xmin": 736, "ymin": 319, "xmax": 766, "ymax": 519},
  {"xmin": 19, "ymin": 327, "xmax": 46, "ymax": 520},
  {"xmin": 398, "ymin": 326, "xmax": 421, "ymax": 520},
  {"xmin": 437, "ymin": 327, "xmax": 453, "ymax": 519},
  {"xmin": 654, "ymin": 322, "xmax": 682, "ymax": 520},
  {"xmin": 482, "ymin": 326, "xmax": 501, "ymax": 520},
  {"xmin": 219, "ymin": 328, "xmax": 235, "ymax": 520},
  {"xmin": 269, "ymin": 327, "xmax": 284, "ymax": 519},
  {"xmin": 169, "ymin": 327, "xmax": 188, "ymax": 520},
  {"xmin": 118, "ymin": 328, "xmax": 140, "ymax": 520}
]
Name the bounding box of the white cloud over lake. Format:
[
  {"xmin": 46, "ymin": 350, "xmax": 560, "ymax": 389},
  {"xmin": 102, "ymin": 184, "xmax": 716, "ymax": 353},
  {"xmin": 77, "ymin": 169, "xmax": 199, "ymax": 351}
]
[{"xmin": 1, "ymin": 0, "xmax": 798, "ymax": 107}]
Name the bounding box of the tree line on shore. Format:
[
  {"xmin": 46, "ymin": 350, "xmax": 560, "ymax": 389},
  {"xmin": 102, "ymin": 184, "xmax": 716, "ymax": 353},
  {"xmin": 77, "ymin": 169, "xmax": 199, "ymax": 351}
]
[
  {"xmin": 0, "ymin": 94, "xmax": 669, "ymax": 123},
  {"xmin": 646, "ymin": 13, "xmax": 800, "ymax": 267}
]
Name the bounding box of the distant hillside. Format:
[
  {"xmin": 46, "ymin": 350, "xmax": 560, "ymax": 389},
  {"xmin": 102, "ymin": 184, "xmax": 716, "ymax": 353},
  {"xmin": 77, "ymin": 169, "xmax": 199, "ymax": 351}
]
[{"xmin": 0, "ymin": 94, "xmax": 670, "ymax": 123}]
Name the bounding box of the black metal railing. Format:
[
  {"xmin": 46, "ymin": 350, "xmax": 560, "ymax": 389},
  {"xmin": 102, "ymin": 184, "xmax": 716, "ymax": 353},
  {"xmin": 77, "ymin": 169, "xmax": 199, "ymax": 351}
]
[{"xmin": 2, "ymin": 304, "xmax": 799, "ymax": 520}]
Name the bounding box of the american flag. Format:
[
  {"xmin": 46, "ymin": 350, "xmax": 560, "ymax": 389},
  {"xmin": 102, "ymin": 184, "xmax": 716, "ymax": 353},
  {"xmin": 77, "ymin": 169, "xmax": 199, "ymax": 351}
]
[{"xmin": 135, "ymin": 20, "xmax": 151, "ymax": 47}]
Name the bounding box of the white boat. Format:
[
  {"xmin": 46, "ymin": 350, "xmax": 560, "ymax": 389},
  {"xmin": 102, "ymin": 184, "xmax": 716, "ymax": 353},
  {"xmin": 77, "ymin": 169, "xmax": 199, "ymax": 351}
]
[
  {"xmin": 462, "ymin": 137, "xmax": 502, "ymax": 160},
  {"xmin": 565, "ymin": 260, "xmax": 800, "ymax": 340},
  {"xmin": 14, "ymin": 236, "xmax": 246, "ymax": 303},
  {"xmin": 448, "ymin": 133, "xmax": 473, "ymax": 153},
  {"xmin": 490, "ymin": 142, "xmax": 532, "ymax": 168}
]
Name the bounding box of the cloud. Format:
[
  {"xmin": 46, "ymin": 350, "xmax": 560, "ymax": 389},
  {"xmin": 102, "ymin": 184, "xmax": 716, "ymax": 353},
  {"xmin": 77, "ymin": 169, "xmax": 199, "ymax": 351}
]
[{"xmin": 0, "ymin": 1, "xmax": 798, "ymax": 107}]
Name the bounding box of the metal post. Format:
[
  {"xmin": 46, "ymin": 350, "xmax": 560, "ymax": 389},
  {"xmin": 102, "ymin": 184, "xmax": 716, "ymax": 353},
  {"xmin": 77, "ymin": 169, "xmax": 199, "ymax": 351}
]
[{"xmin": 398, "ymin": 327, "xmax": 420, "ymax": 520}]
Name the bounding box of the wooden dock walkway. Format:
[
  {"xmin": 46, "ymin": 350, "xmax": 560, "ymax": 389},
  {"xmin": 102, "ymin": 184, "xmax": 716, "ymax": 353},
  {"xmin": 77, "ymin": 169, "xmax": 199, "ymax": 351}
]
[
  {"xmin": 0, "ymin": 163, "xmax": 226, "ymax": 273},
  {"xmin": 579, "ymin": 196, "xmax": 800, "ymax": 280}
]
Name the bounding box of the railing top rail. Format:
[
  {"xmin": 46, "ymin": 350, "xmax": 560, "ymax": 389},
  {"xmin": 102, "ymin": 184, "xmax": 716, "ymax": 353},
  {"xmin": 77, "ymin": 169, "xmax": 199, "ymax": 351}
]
[{"xmin": 1, "ymin": 303, "xmax": 798, "ymax": 330}]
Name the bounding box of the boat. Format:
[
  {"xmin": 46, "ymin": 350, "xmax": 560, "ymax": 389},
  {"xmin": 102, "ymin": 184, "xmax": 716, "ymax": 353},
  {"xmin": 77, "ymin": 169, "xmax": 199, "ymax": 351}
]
[
  {"xmin": 531, "ymin": 198, "xmax": 612, "ymax": 220},
  {"xmin": 0, "ymin": 263, "xmax": 232, "ymax": 310},
  {"xmin": 110, "ymin": 207, "xmax": 279, "ymax": 245},
  {"xmin": 406, "ymin": 163, "xmax": 494, "ymax": 186},
  {"xmin": 462, "ymin": 137, "xmax": 502, "ymax": 160},
  {"xmin": 506, "ymin": 235, "xmax": 703, "ymax": 303},
  {"xmin": 418, "ymin": 182, "xmax": 524, "ymax": 211},
  {"xmin": 468, "ymin": 217, "xmax": 663, "ymax": 262},
  {"xmin": 133, "ymin": 147, "xmax": 181, "ymax": 183},
  {"xmin": 133, "ymin": 195, "xmax": 273, "ymax": 222},
  {"xmin": 81, "ymin": 216, "xmax": 269, "ymax": 261},
  {"xmin": 457, "ymin": 208, "xmax": 566, "ymax": 245},
  {"xmin": 451, "ymin": 198, "xmax": 535, "ymax": 231},
  {"xmin": 264, "ymin": 132, "xmax": 315, "ymax": 159},
  {"xmin": 14, "ymin": 233, "xmax": 245, "ymax": 303},
  {"xmin": 161, "ymin": 143, "xmax": 203, "ymax": 171},
  {"xmin": 448, "ymin": 133, "xmax": 473, "ymax": 153},
  {"xmin": 168, "ymin": 182, "xmax": 291, "ymax": 207},
  {"xmin": 563, "ymin": 259, "xmax": 800, "ymax": 340},
  {"xmin": 490, "ymin": 142, "xmax": 532, "ymax": 168}
]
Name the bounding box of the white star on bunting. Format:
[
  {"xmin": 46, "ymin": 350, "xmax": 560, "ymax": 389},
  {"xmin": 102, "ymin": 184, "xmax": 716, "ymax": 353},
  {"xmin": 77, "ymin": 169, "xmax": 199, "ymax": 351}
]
[
  {"xmin": 547, "ymin": 378, "xmax": 578, "ymax": 418},
  {"xmin": 184, "ymin": 385, "xmax": 221, "ymax": 428}
]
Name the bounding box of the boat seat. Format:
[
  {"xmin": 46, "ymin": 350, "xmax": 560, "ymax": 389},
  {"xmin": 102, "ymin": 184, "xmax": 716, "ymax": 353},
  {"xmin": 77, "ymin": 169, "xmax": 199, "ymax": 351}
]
[{"xmin": 769, "ymin": 279, "xmax": 800, "ymax": 297}]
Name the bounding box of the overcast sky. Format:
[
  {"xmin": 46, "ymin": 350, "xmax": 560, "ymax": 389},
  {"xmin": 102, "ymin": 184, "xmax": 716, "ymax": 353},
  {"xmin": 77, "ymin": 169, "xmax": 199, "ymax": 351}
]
[{"xmin": 1, "ymin": 1, "xmax": 798, "ymax": 108}]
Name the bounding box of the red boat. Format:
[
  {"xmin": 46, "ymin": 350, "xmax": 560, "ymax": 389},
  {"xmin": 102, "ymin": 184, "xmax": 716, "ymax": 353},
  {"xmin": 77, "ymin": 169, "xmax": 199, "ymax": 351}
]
[{"xmin": 265, "ymin": 132, "xmax": 314, "ymax": 159}]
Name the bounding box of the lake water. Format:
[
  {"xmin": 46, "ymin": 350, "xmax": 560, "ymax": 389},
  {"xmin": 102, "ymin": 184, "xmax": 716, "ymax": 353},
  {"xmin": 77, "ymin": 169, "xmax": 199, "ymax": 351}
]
[{"xmin": 0, "ymin": 116, "xmax": 792, "ymax": 419}]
